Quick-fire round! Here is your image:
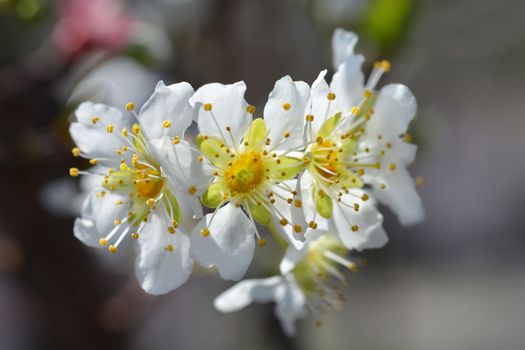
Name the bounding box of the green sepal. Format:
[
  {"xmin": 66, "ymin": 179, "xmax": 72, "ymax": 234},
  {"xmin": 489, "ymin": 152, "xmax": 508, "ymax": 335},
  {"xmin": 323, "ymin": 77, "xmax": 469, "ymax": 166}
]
[
  {"xmin": 315, "ymin": 190, "xmax": 333, "ymax": 218},
  {"xmin": 317, "ymin": 112, "xmax": 342, "ymax": 139},
  {"xmin": 269, "ymin": 156, "xmax": 305, "ymax": 180},
  {"xmin": 201, "ymin": 182, "xmax": 224, "ymax": 208},
  {"xmin": 248, "ymin": 202, "xmax": 272, "ymax": 226},
  {"xmin": 243, "ymin": 118, "xmax": 267, "ymax": 151}
]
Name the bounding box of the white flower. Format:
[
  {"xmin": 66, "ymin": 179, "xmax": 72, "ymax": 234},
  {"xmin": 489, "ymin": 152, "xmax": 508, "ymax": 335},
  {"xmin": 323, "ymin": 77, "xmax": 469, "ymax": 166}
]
[
  {"xmin": 214, "ymin": 233, "xmax": 357, "ymax": 336},
  {"xmin": 150, "ymin": 80, "xmax": 309, "ymax": 281},
  {"xmin": 69, "ymin": 81, "xmax": 200, "ymax": 294}
]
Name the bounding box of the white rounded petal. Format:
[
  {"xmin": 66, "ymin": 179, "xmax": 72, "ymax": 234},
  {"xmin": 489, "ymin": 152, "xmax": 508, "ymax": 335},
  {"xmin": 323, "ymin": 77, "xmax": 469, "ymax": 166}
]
[
  {"xmin": 330, "ymin": 57, "xmax": 365, "ymax": 111},
  {"xmin": 214, "ymin": 276, "xmax": 284, "ymax": 312},
  {"xmin": 190, "ymin": 203, "xmax": 255, "ymax": 281},
  {"xmin": 332, "ymin": 190, "xmax": 388, "ymax": 251},
  {"xmin": 139, "ymin": 81, "xmax": 195, "ymax": 140},
  {"xmin": 149, "ymin": 138, "xmax": 214, "ymax": 195},
  {"xmin": 274, "ymin": 276, "xmax": 307, "ymax": 337},
  {"xmin": 75, "ymin": 101, "xmax": 129, "ymax": 129},
  {"xmin": 190, "ymin": 82, "xmax": 251, "ymax": 145},
  {"xmin": 69, "ymin": 123, "xmax": 125, "ymax": 167},
  {"xmin": 308, "ymin": 70, "xmax": 344, "ymax": 133},
  {"xmin": 73, "ymin": 189, "xmax": 129, "ymax": 247},
  {"xmin": 371, "ymin": 166, "xmax": 424, "ymax": 226},
  {"xmin": 332, "ymin": 28, "xmax": 359, "ymax": 70},
  {"xmin": 134, "ymin": 213, "xmax": 193, "ymax": 295},
  {"xmin": 264, "ymin": 76, "xmax": 309, "ymax": 151},
  {"xmin": 366, "ymin": 84, "xmax": 417, "ymax": 138}
]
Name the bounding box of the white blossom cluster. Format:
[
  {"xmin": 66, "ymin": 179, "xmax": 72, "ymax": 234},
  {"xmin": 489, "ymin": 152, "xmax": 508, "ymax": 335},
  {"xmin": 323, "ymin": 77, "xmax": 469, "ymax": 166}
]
[{"xmin": 68, "ymin": 29, "xmax": 423, "ymax": 336}]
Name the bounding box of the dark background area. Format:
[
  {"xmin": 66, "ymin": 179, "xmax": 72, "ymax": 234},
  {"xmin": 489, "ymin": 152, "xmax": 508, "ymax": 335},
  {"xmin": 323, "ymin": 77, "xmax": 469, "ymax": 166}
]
[{"xmin": 0, "ymin": 0, "xmax": 524, "ymax": 349}]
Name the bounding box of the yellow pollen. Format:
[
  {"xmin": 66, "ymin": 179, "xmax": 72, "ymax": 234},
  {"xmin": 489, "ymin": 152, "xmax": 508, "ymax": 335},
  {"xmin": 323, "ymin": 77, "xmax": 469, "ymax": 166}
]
[
  {"xmin": 125, "ymin": 102, "xmax": 135, "ymax": 111},
  {"xmin": 246, "ymin": 105, "xmax": 256, "ymax": 114},
  {"xmin": 89, "ymin": 159, "xmax": 98, "ymax": 165},
  {"xmin": 363, "ymin": 90, "xmax": 373, "ymax": 98},
  {"xmin": 282, "ymin": 102, "xmax": 291, "ymax": 111},
  {"xmin": 351, "ymin": 106, "xmax": 361, "ymax": 115},
  {"xmin": 108, "ymin": 245, "xmax": 118, "ymax": 254},
  {"xmin": 380, "ymin": 183, "xmax": 386, "ymax": 189},
  {"xmin": 99, "ymin": 238, "xmax": 108, "ymax": 246},
  {"xmin": 258, "ymin": 239, "xmax": 266, "ymax": 247},
  {"xmin": 106, "ymin": 124, "xmax": 114, "ymax": 133},
  {"xmin": 279, "ymin": 218, "xmax": 288, "ymax": 226},
  {"xmin": 165, "ymin": 244, "xmax": 174, "ymax": 252},
  {"xmin": 197, "ymin": 155, "xmax": 204, "ymax": 162},
  {"xmin": 294, "ymin": 200, "xmax": 302, "ymax": 208},
  {"xmin": 327, "ymin": 92, "xmax": 336, "ymax": 100},
  {"xmin": 293, "ymin": 224, "xmax": 302, "ymax": 233},
  {"xmin": 121, "ymin": 128, "xmax": 129, "ymax": 137},
  {"xmin": 168, "ymin": 226, "xmax": 176, "ymax": 234},
  {"xmin": 305, "ymin": 114, "xmax": 314, "ymax": 122},
  {"xmin": 381, "ymin": 60, "xmax": 391, "ymax": 72},
  {"xmin": 172, "ymin": 220, "xmax": 178, "ymax": 228},
  {"xmin": 404, "ymin": 133, "xmax": 412, "ymax": 142},
  {"xmin": 71, "ymin": 147, "xmax": 81, "ymax": 157},
  {"xmin": 201, "ymin": 228, "xmax": 210, "ymax": 237},
  {"xmin": 162, "ymin": 120, "xmax": 172, "ymax": 128},
  {"xmin": 131, "ymin": 233, "xmax": 139, "ymax": 240},
  {"xmin": 308, "ymin": 221, "xmax": 318, "ymax": 229},
  {"xmin": 188, "ymin": 186, "xmax": 197, "ymax": 195},
  {"xmin": 351, "ymin": 225, "xmax": 359, "ymax": 232},
  {"xmin": 91, "ymin": 116, "xmax": 100, "ymax": 124},
  {"xmin": 146, "ymin": 198, "xmax": 156, "ymax": 206},
  {"xmin": 114, "ymin": 219, "xmax": 121, "ymax": 225},
  {"xmin": 361, "ymin": 194, "xmax": 369, "ymax": 201},
  {"xmin": 132, "ymin": 124, "xmax": 140, "ymax": 134},
  {"xmin": 389, "ymin": 163, "xmax": 397, "ymax": 171},
  {"xmin": 283, "ymin": 131, "xmax": 290, "ymax": 138},
  {"xmin": 69, "ymin": 168, "xmax": 79, "ymax": 177},
  {"xmin": 203, "ymin": 103, "xmax": 213, "ymax": 111},
  {"xmin": 224, "ymin": 152, "xmax": 265, "ymax": 193},
  {"xmin": 416, "ymin": 176, "xmax": 425, "ymax": 186},
  {"xmin": 172, "ymin": 136, "xmax": 181, "ymax": 144}
]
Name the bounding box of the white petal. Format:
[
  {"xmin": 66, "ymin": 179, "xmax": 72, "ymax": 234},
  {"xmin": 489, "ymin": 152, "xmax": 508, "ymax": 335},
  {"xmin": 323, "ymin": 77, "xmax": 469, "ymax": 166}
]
[
  {"xmin": 73, "ymin": 189, "xmax": 129, "ymax": 247},
  {"xmin": 149, "ymin": 138, "xmax": 214, "ymax": 195},
  {"xmin": 366, "ymin": 84, "xmax": 417, "ymax": 138},
  {"xmin": 279, "ymin": 244, "xmax": 308, "ymax": 275},
  {"xmin": 139, "ymin": 81, "xmax": 195, "ymax": 140},
  {"xmin": 371, "ymin": 166, "xmax": 424, "ymax": 226},
  {"xmin": 264, "ymin": 76, "xmax": 309, "ymax": 151},
  {"xmin": 332, "ymin": 28, "xmax": 359, "ymax": 70},
  {"xmin": 308, "ymin": 70, "xmax": 343, "ymax": 133},
  {"xmin": 274, "ymin": 276, "xmax": 307, "ymax": 337},
  {"xmin": 69, "ymin": 124, "xmax": 125, "ymax": 167},
  {"xmin": 190, "ymin": 203, "xmax": 255, "ymax": 280},
  {"xmin": 214, "ymin": 276, "xmax": 284, "ymax": 312},
  {"xmin": 75, "ymin": 101, "xmax": 129, "ymax": 129},
  {"xmin": 190, "ymin": 82, "xmax": 251, "ymax": 145},
  {"xmin": 330, "ymin": 57, "xmax": 365, "ymax": 111},
  {"xmin": 332, "ymin": 190, "xmax": 388, "ymax": 251},
  {"xmin": 134, "ymin": 213, "xmax": 193, "ymax": 295}
]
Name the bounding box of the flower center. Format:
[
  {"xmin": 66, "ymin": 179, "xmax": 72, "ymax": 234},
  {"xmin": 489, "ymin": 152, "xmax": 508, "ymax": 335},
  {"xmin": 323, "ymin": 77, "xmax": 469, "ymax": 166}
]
[
  {"xmin": 133, "ymin": 165, "xmax": 164, "ymax": 199},
  {"xmin": 310, "ymin": 140, "xmax": 340, "ymax": 181},
  {"xmin": 224, "ymin": 152, "xmax": 265, "ymax": 193}
]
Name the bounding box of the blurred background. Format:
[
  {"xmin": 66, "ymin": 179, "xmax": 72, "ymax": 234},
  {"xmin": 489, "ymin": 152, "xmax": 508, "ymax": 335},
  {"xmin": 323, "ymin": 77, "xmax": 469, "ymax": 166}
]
[{"xmin": 0, "ymin": 0, "xmax": 524, "ymax": 349}]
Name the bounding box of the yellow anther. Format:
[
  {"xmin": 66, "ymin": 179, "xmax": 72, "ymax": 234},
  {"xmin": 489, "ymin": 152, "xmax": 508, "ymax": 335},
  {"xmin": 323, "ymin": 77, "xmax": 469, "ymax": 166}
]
[
  {"xmin": 89, "ymin": 159, "xmax": 98, "ymax": 165},
  {"xmin": 380, "ymin": 183, "xmax": 386, "ymax": 189},
  {"xmin": 283, "ymin": 131, "xmax": 290, "ymax": 138},
  {"xmin": 357, "ymin": 169, "xmax": 365, "ymax": 176},
  {"xmin": 282, "ymin": 102, "xmax": 291, "ymax": 111},
  {"xmin": 162, "ymin": 120, "xmax": 172, "ymax": 128},
  {"xmin": 99, "ymin": 238, "xmax": 108, "ymax": 246},
  {"xmin": 258, "ymin": 239, "xmax": 266, "ymax": 247},
  {"xmin": 389, "ymin": 163, "xmax": 397, "ymax": 171},
  {"xmin": 108, "ymin": 245, "xmax": 118, "ymax": 254},
  {"xmin": 146, "ymin": 198, "xmax": 156, "ymax": 206},
  {"xmin": 348, "ymin": 263, "xmax": 359, "ymax": 272},
  {"xmin": 308, "ymin": 221, "xmax": 318, "ymax": 229},
  {"xmin": 203, "ymin": 103, "xmax": 213, "ymax": 111},
  {"xmin": 305, "ymin": 114, "xmax": 314, "ymax": 122},
  {"xmin": 316, "ymin": 136, "xmax": 323, "ymax": 144},
  {"xmin": 327, "ymin": 92, "xmax": 336, "ymax": 100},
  {"xmin": 131, "ymin": 233, "xmax": 139, "ymax": 240},
  {"xmin": 294, "ymin": 200, "xmax": 302, "ymax": 208},
  {"xmin": 246, "ymin": 105, "xmax": 256, "ymax": 114},
  {"xmin": 351, "ymin": 225, "xmax": 359, "ymax": 232},
  {"xmin": 132, "ymin": 124, "xmax": 140, "ymax": 134},
  {"xmin": 361, "ymin": 194, "xmax": 369, "ymax": 201},
  {"xmin": 351, "ymin": 106, "xmax": 361, "ymax": 115},
  {"xmin": 119, "ymin": 163, "xmax": 128, "ymax": 171},
  {"xmin": 354, "ymin": 203, "xmax": 360, "ymax": 212},
  {"xmin": 172, "ymin": 136, "xmax": 181, "ymax": 145},
  {"xmin": 165, "ymin": 244, "xmax": 174, "ymax": 252},
  {"xmin": 71, "ymin": 147, "xmax": 81, "ymax": 157},
  {"xmin": 415, "ymin": 176, "xmax": 425, "ymax": 187},
  {"xmin": 201, "ymin": 228, "xmax": 210, "ymax": 237},
  {"xmin": 125, "ymin": 102, "xmax": 135, "ymax": 111},
  {"xmin": 279, "ymin": 218, "xmax": 288, "ymax": 226},
  {"xmin": 106, "ymin": 124, "xmax": 114, "ymax": 133},
  {"xmin": 168, "ymin": 226, "xmax": 176, "ymax": 234},
  {"xmin": 363, "ymin": 90, "xmax": 373, "ymax": 98},
  {"xmin": 91, "ymin": 116, "xmax": 100, "ymax": 124},
  {"xmin": 115, "ymin": 200, "xmax": 123, "ymax": 206},
  {"xmin": 121, "ymin": 128, "xmax": 129, "ymax": 137},
  {"xmin": 172, "ymin": 220, "xmax": 179, "ymax": 228},
  {"xmin": 404, "ymin": 133, "xmax": 412, "ymax": 142},
  {"xmin": 373, "ymin": 61, "xmax": 382, "ymax": 69},
  {"xmin": 293, "ymin": 224, "xmax": 302, "ymax": 233},
  {"xmin": 114, "ymin": 219, "xmax": 121, "ymax": 225},
  {"xmin": 188, "ymin": 186, "xmax": 197, "ymax": 195},
  {"xmin": 69, "ymin": 168, "xmax": 79, "ymax": 177},
  {"xmin": 381, "ymin": 60, "xmax": 391, "ymax": 72},
  {"xmin": 197, "ymin": 155, "xmax": 204, "ymax": 162}
]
